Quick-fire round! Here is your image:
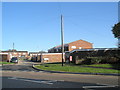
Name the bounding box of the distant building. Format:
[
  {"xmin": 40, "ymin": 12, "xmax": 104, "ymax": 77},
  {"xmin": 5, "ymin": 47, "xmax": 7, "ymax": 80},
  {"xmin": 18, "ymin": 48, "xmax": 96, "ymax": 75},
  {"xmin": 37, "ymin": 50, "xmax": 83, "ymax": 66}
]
[
  {"xmin": 48, "ymin": 39, "xmax": 93, "ymax": 53},
  {"xmin": 29, "ymin": 52, "xmax": 40, "ymax": 57},
  {"xmin": 0, "ymin": 49, "xmax": 28, "ymax": 61}
]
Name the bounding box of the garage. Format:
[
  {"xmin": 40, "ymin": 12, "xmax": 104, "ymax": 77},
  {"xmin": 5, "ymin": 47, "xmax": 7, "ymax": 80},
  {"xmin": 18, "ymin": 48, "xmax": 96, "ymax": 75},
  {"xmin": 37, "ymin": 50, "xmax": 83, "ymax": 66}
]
[{"xmin": 0, "ymin": 53, "xmax": 9, "ymax": 62}]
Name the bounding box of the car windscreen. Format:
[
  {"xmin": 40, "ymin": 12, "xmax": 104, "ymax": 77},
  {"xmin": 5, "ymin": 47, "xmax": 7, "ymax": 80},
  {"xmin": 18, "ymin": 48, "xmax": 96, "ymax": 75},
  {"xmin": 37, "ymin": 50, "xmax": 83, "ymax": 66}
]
[{"xmin": 11, "ymin": 57, "xmax": 17, "ymax": 60}]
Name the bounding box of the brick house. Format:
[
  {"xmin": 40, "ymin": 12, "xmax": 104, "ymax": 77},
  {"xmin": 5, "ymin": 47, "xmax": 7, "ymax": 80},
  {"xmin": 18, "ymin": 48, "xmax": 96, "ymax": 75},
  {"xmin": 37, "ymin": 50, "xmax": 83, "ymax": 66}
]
[
  {"xmin": 34, "ymin": 39, "xmax": 93, "ymax": 63},
  {"xmin": 1, "ymin": 49, "xmax": 28, "ymax": 61},
  {"xmin": 48, "ymin": 39, "xmax": 93, "ymax": 53}
]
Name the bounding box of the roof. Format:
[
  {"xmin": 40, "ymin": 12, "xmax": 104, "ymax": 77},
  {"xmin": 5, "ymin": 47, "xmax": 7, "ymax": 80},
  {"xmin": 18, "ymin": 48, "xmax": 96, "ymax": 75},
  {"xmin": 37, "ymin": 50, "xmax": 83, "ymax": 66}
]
[
  {"xmin": 48, "ymin": 39, "xmax": 92, "ymax": 50},
  {"xmin": 70, "ymin": 48, "xmax": 119, "ymax": 53},
  {"xmin": 68, "ymin": 39, "xmax": 92, "ymax": 44},
  {"xmin": 2, "ymin": 51, "xmax": 28, "ymax": 53},
  {"xmin": 54, "ymin": 44, "xmax": 68, "ymax": 48},
  {"xmin": 29, "ymin": 52, "xmax": 39, "ymax": 54}
]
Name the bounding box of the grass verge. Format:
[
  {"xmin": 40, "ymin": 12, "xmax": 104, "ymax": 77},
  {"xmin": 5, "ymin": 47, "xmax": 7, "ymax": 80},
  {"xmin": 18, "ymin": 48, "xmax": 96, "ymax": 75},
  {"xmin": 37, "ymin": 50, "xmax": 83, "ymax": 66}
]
[
  {"xmin": 34, "ymin": 63, "xmax": 120, "ymax": 74},
  {"xmin": 82, "ymin": 64, "xmax": 120, "ymax": 69},
  {"xmin": 0, "ymin": 61, "xmax": 14, "ymax": 64}
]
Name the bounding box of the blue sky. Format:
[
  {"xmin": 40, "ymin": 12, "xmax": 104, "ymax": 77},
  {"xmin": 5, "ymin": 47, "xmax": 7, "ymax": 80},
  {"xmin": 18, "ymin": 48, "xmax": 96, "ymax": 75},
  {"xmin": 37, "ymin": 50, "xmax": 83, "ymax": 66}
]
[{"xmin": 2, "ymin": 2, "xmax": 118, "ymax": 52}]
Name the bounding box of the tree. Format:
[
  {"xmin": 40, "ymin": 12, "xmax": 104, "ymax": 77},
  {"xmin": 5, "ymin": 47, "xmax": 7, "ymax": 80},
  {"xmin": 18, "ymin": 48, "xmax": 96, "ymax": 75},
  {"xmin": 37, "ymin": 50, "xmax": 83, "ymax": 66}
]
[
  {"xmin": 112, "ymin": 22, "xmax": 120, "ymax": 38},
  {"xmin": 112, "ymin": 22, "xmax": 120, "ymax": 48}
]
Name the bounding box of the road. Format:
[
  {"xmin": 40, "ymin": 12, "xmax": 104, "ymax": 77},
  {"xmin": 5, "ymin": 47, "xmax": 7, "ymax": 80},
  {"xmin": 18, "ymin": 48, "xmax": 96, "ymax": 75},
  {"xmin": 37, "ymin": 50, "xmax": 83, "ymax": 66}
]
[
  {"xmin": 2, "ymin": 60, "xmax": 38, "ymax": 72},
  {"xmin": 1, "ymin": 60, "xmax": 120, "ymax": 89}
]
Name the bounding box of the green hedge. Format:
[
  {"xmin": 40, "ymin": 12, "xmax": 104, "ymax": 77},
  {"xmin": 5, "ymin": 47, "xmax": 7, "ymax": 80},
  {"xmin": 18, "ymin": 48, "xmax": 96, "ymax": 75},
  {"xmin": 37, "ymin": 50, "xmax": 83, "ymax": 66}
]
[{"xmin": 75, "ymin": 56, "xmax": 119, "ymax": 65}]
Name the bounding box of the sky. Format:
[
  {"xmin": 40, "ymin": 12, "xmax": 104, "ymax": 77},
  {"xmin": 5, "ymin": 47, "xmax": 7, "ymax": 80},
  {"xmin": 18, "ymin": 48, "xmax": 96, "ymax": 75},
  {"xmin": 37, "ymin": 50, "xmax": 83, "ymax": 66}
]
[{"xmin": 2, "ymin": 2, "xmax": 119, "ymax": 52}]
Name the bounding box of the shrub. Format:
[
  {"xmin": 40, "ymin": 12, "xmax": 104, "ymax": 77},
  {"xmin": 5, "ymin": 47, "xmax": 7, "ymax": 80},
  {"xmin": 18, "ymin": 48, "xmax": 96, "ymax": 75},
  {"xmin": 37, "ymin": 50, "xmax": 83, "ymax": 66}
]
[
  {"xmin": 82, "ymin": 57, "xmax": 91, "ymax": 65},
  {"xmin": 107, "ymin": 57, "xmax": 119, "ymax": 64},
  {"xmin": 75, "ymin": 58, "xmax": 85, "ymax": 64},
  {"xmin": 86, "ymin": 57, "xmax": 102, "ymax": 64},
  {"xmin": 100, "ymin": 57, "xmax": 108, "ymax": 64},
  {"xmin": 82, "ymin": 57, "xmax": 102, "ymax": 65}
]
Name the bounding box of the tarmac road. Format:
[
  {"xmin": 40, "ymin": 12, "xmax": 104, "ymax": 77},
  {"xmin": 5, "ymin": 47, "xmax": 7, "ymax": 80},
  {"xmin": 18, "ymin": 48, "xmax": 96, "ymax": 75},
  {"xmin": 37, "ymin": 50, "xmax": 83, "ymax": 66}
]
[
  {"xmin": 2, "ymin": 76, "xmax": 107, "ymax": 88},
  {"xmin": 1, "ymin": 60, "xmax": 39, "ymax": 71},
  {"xmin": 1, "ymin": 60, "xmax": 120, "ymax": 89}
]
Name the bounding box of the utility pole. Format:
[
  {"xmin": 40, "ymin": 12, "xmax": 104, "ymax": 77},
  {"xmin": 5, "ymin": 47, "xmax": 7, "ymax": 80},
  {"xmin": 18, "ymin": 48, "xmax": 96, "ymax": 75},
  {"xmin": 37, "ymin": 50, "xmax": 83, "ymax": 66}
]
[
  {"xmin": 13, "ymin": 42, "xmax": 14, "ymax": 50},
  {"xmin": 61, "ymin": 14, "xmax": 64, "ymax": 66}
]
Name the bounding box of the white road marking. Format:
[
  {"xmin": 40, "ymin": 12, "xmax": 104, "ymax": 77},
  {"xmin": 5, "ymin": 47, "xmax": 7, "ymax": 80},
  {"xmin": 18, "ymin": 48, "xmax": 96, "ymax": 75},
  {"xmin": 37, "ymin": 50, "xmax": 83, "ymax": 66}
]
[
  {"xmin": 8, "ymin": 77, "xmax": 57, "ymax": 85},
  {"xmin": 82, "ymin": 85, "xmax": 117, "ymax": 89},
  {"xmin": 8, "ymin": 77, "xmax": 17, "ymax": 79},
  {"xmin": 96, "ymin": 83, "xmax": 119, "ymax": 86},
  {"xmin": 38, "ymin": 71, "xmax": 44, "ymax": 72}
]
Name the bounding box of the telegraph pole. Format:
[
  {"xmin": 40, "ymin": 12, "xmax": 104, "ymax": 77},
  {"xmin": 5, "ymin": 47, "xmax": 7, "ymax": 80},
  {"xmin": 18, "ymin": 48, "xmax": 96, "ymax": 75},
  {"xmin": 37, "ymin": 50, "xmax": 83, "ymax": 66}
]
[
  {"xmin": 13, "ymin": 42, "xmax": 14, "ymax": 50},
  {"xmin": 61, "ymin": 14, "xmax": 64, "ymax": 66}
]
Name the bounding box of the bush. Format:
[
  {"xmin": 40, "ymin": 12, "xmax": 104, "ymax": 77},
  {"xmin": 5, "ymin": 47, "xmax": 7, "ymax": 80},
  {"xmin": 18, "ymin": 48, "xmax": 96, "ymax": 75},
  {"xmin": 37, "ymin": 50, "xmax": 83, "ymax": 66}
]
[
  {"xmin": 75, "ymin": 57, "xmax": 102, "ymax": 65},
  {"xmin": 75, "ymin": 58, "xmax": 85, "ymax": 64},
  {"xmin": 106, "ymin": 57, "xmax": 119, "ymax": 64},
  {"xmin": 86, "ymin": 57, "xmax": 102, "ymax": 64},
  {"xmin": 100, "ymin": 57, "xmax": 108, "ymax": 64},
  {"xmin": 74, "ymin": 55, "xmax": 119, "ymax": 65}
]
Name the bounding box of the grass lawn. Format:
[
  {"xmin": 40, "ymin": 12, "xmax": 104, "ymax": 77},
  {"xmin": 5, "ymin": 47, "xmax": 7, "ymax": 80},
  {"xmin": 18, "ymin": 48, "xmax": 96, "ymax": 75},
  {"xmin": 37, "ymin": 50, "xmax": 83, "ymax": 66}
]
[
  {"xmin": 34, "ymin": 63, "xmax": 120, "ymax": 74},
  {"xmin": 82, "ymin": 64, "xmax": 120, "ymax": 69},
  {"xmin": 0, "ymin": 61, "xmax": 14, "ymax": 64}
]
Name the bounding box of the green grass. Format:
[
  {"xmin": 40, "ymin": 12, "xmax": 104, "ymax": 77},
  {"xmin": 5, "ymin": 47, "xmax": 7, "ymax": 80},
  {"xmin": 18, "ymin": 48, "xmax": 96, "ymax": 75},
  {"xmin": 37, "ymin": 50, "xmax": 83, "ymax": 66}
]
[
  {"xmin": 82, "ymin": 64, "xmax": 120, "ymax": 69},
  {"xmin": 34, "ymin": 63, "xmax": 120, "ymax": 74},
  {"xmin": 0, "ymin": 61, "xmax": 14, "ymax": 64}
]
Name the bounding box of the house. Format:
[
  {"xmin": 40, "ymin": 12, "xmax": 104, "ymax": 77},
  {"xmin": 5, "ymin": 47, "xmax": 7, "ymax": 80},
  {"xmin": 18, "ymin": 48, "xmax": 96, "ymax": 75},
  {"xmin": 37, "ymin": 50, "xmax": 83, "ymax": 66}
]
[
  {"xmin": 29, "ymin": 52, "xmax": 40, "ymax": 61},
  {"xmin": 1, "ymin": 49, "xmax": 28, "ymax": 61},
  {"xmin": 36, "ymin": 39, "xmax": 93, "ymax": 63},
  {"xmin": 48, "ymin": 39, "xmax": 93, "ymax": 53},
  {"xmin": 29, "ymin": 52, "xmax": 40, "ymax": 57}
]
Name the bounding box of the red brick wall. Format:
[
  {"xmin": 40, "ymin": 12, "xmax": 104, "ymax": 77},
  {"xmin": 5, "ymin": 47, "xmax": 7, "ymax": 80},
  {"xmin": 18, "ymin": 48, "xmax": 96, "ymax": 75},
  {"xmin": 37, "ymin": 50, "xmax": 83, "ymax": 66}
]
[
  {"xmin": 1, "ymin": 54, "xmax": 8, "ymax": 62},
  {"xmin": 68, "ymin": 40, "xmax": 93, "ymax": 51},
  {"xmin": 39, "ymin": 53, "xmax": 65, "ymax": 63}
]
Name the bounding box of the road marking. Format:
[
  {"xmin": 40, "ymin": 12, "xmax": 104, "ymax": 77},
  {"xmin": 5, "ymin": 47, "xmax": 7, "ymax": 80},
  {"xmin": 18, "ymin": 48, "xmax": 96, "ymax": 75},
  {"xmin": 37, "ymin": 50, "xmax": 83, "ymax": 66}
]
[
  {"xmin": 96, "ymin": 83, "xmax": 119, "ymax": 86},
  {"xmin": 8, "ymin": 77, "xmax": 56, "ymax": 85},
  {"xmin": 82, "ymin": 85, "xmax": 117, "ymax": 89}
]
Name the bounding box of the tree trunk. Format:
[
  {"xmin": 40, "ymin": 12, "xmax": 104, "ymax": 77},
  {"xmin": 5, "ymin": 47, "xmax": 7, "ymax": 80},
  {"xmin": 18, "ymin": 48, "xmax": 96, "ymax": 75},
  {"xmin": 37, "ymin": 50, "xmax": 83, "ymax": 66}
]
[{"xmin": 118, "ymin": 36, "xmax": 120, "ymax": 48}]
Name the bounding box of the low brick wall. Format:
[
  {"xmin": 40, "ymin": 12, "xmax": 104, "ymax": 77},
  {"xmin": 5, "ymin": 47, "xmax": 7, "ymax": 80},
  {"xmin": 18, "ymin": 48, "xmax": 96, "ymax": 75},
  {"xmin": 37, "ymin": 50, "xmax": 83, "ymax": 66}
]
[{"xmin": 38, "ymin": 53, "xmax": 65, "ymax": 63}]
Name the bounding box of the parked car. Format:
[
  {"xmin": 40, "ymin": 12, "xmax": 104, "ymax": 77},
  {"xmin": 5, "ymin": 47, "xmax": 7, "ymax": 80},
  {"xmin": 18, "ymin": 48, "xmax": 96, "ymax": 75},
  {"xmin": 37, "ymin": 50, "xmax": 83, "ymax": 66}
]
[{"xmin": 10, "ymin": 57, "xmax": 18, "ymax": 63}]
